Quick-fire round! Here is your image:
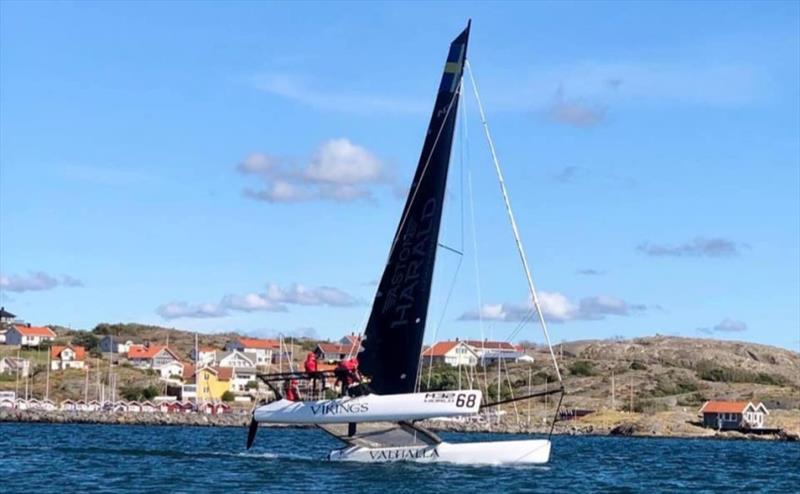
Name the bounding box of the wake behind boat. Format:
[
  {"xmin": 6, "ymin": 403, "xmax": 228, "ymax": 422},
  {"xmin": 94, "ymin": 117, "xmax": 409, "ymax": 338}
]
[{"xmin": 247, "ymin": 20, "xmax": 564, "ymax": 465}]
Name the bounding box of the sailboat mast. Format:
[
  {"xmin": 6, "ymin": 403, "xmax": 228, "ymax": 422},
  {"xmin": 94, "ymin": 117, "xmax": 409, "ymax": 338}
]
[{"xmin": 465, "ymin": 61, "xmax": 563, "ymax": 383}]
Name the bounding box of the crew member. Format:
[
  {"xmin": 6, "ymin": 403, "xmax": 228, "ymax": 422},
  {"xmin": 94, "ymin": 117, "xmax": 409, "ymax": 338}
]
[
  {"xmin": 284, "ymin": 379, "xmax": 300, "ymax": 401},
  {"xmin": 304, "ymin": 352, "xmax": 321, "ymax": 395},
  {"xmin": 335, "ymin": 357, "xmax": 361, "ymax": 396}
]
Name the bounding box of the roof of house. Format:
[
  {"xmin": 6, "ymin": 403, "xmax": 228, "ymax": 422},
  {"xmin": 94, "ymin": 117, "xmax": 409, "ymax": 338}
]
[
  {"xmin": 194, "ymin": 366, "xmax": 233, "ymax": 381},
  {"xmin": 235, "ymin": 337, "xmax": 280, "ymax": 350},
  {"xmin": 341, "ymin": 334, "xmax": 361, "ymax": 344},
  {"xmin": 700, "ymin": 400, "xmax": 766, "ymax": 414},
  {"xmin": 182, "ymin": 363, "xmax": 195, "ymax": 378},
  {"xmin": 216, "ymin": 350, "xmax": 256, "ymax": 366},
  {"xmin": 51, "ymin": 345, "xmax": 86, "ymax": 361},
  {"xmin": 316, "ymin": 342, "xmax": 360, "ymax": 356},
  {"xmin": 12, "ymin": 324, "xmax": 56, "ymax": 338},
  {"xmin": 463, "ymin": 340, "xmax": 521, "ymax": 351},
  {"xmin": 127, "ymin": 345, "xmax": 180, "ymax": 361},
  {"xmin": 422, "ymin": 341, "xmax": 461, "ymax": 357},
  {"xmin": 0, "ymin": 306, "xmax": 16, "ymax": 318}
]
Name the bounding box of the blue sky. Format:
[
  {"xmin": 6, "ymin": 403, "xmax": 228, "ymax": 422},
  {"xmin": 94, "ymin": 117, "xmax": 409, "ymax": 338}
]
[{"xmin": 1, "ymin": 1, "xmax": 798, "ymax": 350}]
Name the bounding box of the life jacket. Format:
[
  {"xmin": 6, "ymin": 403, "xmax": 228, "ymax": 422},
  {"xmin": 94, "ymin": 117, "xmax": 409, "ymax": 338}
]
[
  {"xmin": 285, "ymin": 380, "xmax": 299, "ymax": 401},
  {"xmin": 343, "ymin": 358, "xmax": 358, "ymax": 372},
  {"xmin": 304, "ymin": 353, "xmax": 318, "ymax": 373}
]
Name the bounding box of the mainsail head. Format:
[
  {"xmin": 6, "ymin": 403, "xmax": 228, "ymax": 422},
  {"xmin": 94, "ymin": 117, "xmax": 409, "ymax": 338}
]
[{"xmin": 360, "ymin": 22, "xmax": 470, "ymax": 395}]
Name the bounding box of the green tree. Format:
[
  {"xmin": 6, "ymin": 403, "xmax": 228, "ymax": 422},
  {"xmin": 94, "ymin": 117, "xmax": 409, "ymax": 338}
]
[
  {"xmin": 71, "ymin": 332, "xmax": 100, "ymax": 351},
  {"xmin": 221, "ymin": 391, "xmax": 235, "ymax": 402}
]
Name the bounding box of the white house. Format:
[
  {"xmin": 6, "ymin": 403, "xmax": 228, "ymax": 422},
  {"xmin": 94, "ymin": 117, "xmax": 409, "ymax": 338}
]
[
  {"xmin": 700, "ymin": 401, "xmax": 770, "ymax": 430},
  {"xmin": 215, "ymin": 350, "xmax": 257, "ymax": 369},
  {"xmin": 421, "ymin": 341, "xmax": 479, "ymax": 367},
  {"xmin": 464, "ymin": 340, "xmax": 525, "ymax": 364},
  {"xmin": 127, "ymin": 345, "xmax": 181, "ymax": 369},
  {"xmin": 224, "ymin": 338, "xmax": 279, "ymax": 366},
  {"xmin": 339, "ymin": 333, "xmax": 362, "ymax": 347},
  {"xmin": 191, "ymin": 347, "xmax": 218, "ymax": 366},
  {"xmin": 0, "ymin": 306, "xmax": 16, "ymax": 325},
  {"xmin": 5, "ymin": 324, "xmax": 56, "ymax": 347},
  {"xmin": 230, "ymin": 367, "xmax": 257, "ymax": 393},
  {"xmin": 98, "ymin": 335, "xmax": 136, "ymax": 354},
  {"xmin": 0, "ymin": 357, "xmax": 30, "ymax": 377},
  {"xmin": 155, "ymin": 360, "xmax": 184, "ymax": 380},
  {"xmin": 50, "ymin": 345, "xmax": 86, "ymax": 371},
  {"xmin": 60, "ymin": 399, "xmax": 78, "ymax": 411}
]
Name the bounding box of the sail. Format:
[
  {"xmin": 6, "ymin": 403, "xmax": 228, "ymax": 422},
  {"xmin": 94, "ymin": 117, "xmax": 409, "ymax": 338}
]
[{"xmin": 360, "ymin": 23, "xmax": 470, "ymax": 395}]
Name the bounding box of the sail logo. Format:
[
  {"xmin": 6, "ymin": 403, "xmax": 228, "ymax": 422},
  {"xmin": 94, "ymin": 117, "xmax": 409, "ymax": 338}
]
[
  {"xmin": 383, "ymin": 197, "xmax": 437, "ymax": 328},
  {"xmin": 310, "ymin": 402, "xmax": 369, "ymax": 416},
  {"xmin": 368, "ymin": 447, "xmax": 439, "ymax": 461}
]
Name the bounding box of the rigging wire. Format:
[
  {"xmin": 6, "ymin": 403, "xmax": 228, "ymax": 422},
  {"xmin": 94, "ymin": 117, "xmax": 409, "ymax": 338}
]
[{"xmin": 465, "ymin": 59, "xmax": 563, "ymax": 384}]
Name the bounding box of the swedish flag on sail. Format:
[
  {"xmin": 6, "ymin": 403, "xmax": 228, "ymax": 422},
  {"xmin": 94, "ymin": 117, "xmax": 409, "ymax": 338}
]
[{"xmin": 438, "ymin": 23, "xmax": 469, "ymax": 94}]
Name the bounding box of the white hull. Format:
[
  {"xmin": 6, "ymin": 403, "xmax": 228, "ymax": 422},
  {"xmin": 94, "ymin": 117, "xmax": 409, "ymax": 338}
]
[
  {"xmin": 328, "ymin": 439, "xmax": 551, "ymax": 465},
  {"xmin": 254, "ymin": 391, "xmax": 481, "ymax": 424}
]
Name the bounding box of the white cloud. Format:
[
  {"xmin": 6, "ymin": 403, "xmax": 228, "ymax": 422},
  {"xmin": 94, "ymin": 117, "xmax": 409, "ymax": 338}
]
[
  {"xmin": 697, "ymin": 318, "xmax": 747, "ymax": 335},
  {"xmin": 155, "ymin": 302, "xmax": 227, "ymax": 320},
  {"xmin": 303, "ymin": 138, "xmax": 383, "ymax": 185},
  {"xmin": 221, "ymin": 293, "xmax": 287, "ymax": 313},
  {"xmin": 239, "ymin": 138, "xmax": 390, "ymax": 203},
  {"xmin": 459, "ymin": 291, "xmax": 645, "ymax": 323},
  {"xmin": 156, "ymin": 282, "xmax": 360, "ymax": 320},
  {"xmin": 251, "ymin": 73, "xmax": 426, "ymax": 115},
  {"xmin": 0, "ymin": 271, "xmax": 84, "ymax": 293},
  {"xmin": 237, "ymin": 153, "xmax": 279, "ymax": 175},
  {"xmin": 638, "ymin": 237, "xmax": 746, "ymax": 258}
]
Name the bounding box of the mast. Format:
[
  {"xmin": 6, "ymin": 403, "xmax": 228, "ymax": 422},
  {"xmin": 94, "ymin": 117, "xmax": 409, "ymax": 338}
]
[{"xmin": 360, "ymin": 22, "xmax": 471, "ymax": 395}]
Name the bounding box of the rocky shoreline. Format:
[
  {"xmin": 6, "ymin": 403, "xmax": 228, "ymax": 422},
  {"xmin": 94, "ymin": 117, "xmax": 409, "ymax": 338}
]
[{"xmin": 2, "ymin": 409, "xmax": 796, "ymax": 441}]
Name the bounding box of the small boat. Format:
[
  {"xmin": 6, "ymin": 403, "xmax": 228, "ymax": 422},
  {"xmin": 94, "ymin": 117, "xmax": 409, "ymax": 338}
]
[{"xmin": 248, "ymin": 20, "xmax": 563, "ymax": 465}]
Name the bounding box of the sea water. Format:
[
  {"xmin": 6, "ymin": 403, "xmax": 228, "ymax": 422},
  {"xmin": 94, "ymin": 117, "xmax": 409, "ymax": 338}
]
[{"xmin": 1, "ymin": 423, "xmax": 798, "ymax": 493}]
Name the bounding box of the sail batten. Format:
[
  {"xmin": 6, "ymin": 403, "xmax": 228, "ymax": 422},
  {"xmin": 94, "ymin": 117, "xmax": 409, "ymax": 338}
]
[{"xmin": 360, "ymin": 23, "xmax": 470, "ymax": 395}]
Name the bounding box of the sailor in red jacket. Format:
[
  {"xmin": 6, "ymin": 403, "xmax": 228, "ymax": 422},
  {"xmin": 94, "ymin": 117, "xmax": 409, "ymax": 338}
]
[
  {"xmin": 334, "ymin": 357, "xmax": 362, "ymax": 396},
  {"xmin": 284, "ymin": 379, "xmax": 300, "ymax": 401},
  {"xmin": 304, "ymin": 352, "xmax": 320, "ymax": 395}
]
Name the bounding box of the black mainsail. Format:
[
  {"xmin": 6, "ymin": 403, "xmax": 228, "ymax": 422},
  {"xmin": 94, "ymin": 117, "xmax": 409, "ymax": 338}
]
[{"xmin": 360, "ymin": 23, "xmax": 470, "ymax": 395}]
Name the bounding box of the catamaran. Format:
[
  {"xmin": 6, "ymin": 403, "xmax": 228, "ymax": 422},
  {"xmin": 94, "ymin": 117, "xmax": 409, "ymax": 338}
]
[{"xmin": 247, "ymin": 20, "xmax": 565, "ymax": 465}]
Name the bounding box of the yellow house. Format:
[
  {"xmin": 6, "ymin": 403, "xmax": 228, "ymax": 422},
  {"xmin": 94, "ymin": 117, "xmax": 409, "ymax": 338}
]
[{"xmin": 194, "ymin": 366, "xmax": 232, "ymax": 401}]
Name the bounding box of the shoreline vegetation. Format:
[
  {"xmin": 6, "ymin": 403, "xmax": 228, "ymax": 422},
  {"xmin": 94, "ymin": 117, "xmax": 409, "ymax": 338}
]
[{"xmin": 2, "ymin": 408, "xmax": 797, "ymax": 442}]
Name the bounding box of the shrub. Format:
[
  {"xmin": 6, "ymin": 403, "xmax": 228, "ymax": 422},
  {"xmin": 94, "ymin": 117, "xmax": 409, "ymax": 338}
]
[
  {"xmin": 630, "ymin": 360, "xmax": 648, "ymax": 371},
  {"xmin": 71, "ymin": 332, "xmax": 100, "ymax": 352},
  {"xmin": 569, "ymin": 360, "xmax": 596, "ymax": 377},
  {"xmin": 120, "ymin": 384, "xmax": 160, "ymax": 401},
  {"xmin": 419, "ymin": 366, "xmax": 460, "ymax": 391},
  {"xmin": 695, "ymin": 360, "xmax": 790, "ymax": 386},
  {"xmin": 221, "ymin": 391, "xmax": 235, "ymax": 402}
]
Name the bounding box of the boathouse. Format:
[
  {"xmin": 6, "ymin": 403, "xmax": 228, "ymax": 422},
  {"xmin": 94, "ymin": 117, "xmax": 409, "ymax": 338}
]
[{"xmin": 699, "ymin": 400, "xmax": 769, "ymax": 430}]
